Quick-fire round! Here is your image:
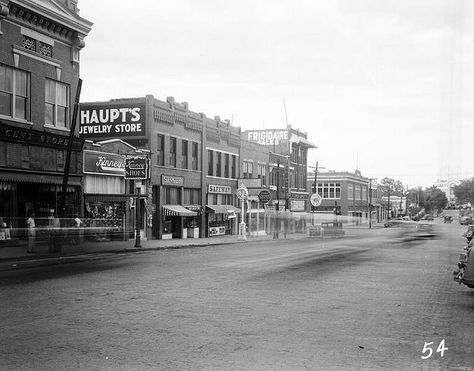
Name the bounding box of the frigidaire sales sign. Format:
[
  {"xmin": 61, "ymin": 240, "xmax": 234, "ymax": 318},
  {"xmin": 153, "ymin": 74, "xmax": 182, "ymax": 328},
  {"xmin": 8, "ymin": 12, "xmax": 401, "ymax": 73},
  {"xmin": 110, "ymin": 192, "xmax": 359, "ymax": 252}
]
[{"xmin": 79, "ymin": 103, "xmax": 146, "ymax": 138}]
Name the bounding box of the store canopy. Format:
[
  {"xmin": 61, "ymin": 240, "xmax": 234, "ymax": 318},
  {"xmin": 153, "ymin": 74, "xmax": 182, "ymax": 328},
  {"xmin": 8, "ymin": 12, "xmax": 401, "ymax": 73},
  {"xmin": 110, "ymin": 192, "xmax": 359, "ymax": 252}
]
[
  {"xmin": 162, "ymin": 205, "xmax": 198, "ymax": 217},
  {"xmin": 206, "ymin": 205, "xmax": 242, "ymax": 214}
]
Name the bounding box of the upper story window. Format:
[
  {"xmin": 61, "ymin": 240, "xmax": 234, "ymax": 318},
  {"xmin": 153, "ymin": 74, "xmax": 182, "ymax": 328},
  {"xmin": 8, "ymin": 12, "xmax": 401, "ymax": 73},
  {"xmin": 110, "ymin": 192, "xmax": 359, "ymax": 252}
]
[
  {"xmin": 45, "ymin": 79, "xmax": 69, "ymax": 128},
  {"xmin": 224, "ymin": 153, "xmax": 229, "ymax": 178},
  {"xmin": 0, "ymin": 65, "xmax": 30, "ymax": 121},
  {"xmin": 231, "ymin": 155, "xmax": 236, "ymax": 178},
  {"xmin": 216, "ymin": 152, "xmax": 222, "ymax": 177},
  {"xmin": 243, "ymin": 160, "xmax": 253, "ymax": 178},
  {"xmin": 208, "ymin": 150, "xmax": 213, "ymax": 176},
  {"xmin": 258, "ymin": 163, "xmax": 266, "ymax": 184},
  {"xmin": 169, "ymin": 137, "xmax": 177, "ymax": 167},
  {"xmin": 192, "ymin": 142, "xmax": 198, "ymax": 170},
  {"xmin": 157, "ymin": 134, "xmax": 164, "ymax": 166},
  {"xmin": 317, "ymin": 183, "xmax": 341, "ymax": 199},
  {"xmin": 181, "ymin": 140, "xmax": 188, "ymax": 169},
  {"xmin": 22, "ymin": 35, "xmax": 53, "ymax": 58},
  {"xmin": 348, "ymin": 183, "xmax": 354, "ymax": 200}
]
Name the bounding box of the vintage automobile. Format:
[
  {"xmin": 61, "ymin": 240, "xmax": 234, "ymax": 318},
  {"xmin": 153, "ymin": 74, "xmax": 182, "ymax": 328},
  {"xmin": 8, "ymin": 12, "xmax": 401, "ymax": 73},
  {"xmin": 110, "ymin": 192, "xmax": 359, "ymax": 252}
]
[{"xmin": 454, "ymin": 225, "xmax": 474, "ymax": 289}]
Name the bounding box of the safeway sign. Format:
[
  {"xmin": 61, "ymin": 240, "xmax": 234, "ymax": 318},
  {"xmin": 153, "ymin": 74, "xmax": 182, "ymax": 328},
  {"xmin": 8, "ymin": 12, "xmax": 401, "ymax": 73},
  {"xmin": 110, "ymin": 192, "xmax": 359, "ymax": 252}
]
[{"xmin": 125, "ymin": 156, "xmax": 149, "ymax": 180}]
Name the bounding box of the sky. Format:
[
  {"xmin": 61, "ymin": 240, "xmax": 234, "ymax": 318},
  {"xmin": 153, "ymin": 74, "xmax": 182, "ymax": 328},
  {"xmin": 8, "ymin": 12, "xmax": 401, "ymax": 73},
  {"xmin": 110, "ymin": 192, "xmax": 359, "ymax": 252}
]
[{"xmin": 77, "ymin": 0, "xmax": 473, "ymax": 188}]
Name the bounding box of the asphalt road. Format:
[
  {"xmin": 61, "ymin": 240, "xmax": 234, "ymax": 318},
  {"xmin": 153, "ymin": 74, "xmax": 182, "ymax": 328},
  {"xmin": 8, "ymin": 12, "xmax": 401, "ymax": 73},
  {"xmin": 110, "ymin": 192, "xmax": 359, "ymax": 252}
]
[{"xmin": 0, "ymin": 223, "xmax": 473, "ymax": 370}]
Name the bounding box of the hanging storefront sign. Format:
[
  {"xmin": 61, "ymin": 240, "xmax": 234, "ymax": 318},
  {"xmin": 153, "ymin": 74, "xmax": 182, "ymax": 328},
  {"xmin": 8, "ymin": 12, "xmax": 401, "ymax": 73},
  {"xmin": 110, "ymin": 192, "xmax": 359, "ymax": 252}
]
[
  {"xmin": 83, "ymin": 150, "xmax": 125, "ymax": 176},
  {"xmin": 0, "ymin": 123, "xmax": 83, "ymax": 150},
  {"xmin": 258, "ymin": 189, "xmax": 272, "ymax": 204},
  {"xmin": 125, "ymin": 155, "xmax": 148, "ymax": 180},
  {"xmin": 162, "ymin": 175, "xmax": 184, "ymax": 187},
  {"xmin": 79, "ymin": 103, "xmax": 146, "ymax": 138},
  {"xmin": 208, "ymin": 184, "xmax": 232, "ymax": 194}
]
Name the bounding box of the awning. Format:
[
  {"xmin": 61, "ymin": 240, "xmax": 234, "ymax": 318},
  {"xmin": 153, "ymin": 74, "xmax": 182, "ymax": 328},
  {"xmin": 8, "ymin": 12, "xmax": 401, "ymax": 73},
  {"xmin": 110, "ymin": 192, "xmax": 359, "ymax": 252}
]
[
  {"xmin": 85, "ymin": 194, "xmax": 132, "ymax": 203},
  {"xmin": 206, "ymin": 205, "xmax": 242, "ymax": 214},
  {"xmin": 162, "ymin": 204, "xmax": 198, "ymax": 217},
  {"xmin": 0, "ymin": 171, "xmax": 82, "ymax": 186}
]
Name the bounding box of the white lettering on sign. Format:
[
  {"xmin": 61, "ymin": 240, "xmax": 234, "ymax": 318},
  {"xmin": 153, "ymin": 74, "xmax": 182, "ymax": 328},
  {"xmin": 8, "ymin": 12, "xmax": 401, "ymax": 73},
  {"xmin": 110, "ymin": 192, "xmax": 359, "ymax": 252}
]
[
  {"xmin": 208, "ymin": 185, "xmax": 232, "ymax": 194},
  {"xmin": 245, "ymin": 130, "xmax": 289, "ymax": 146},
  {"xmin": 80, "ymin": 107, "xmax": 141, "ymax": 124},
  {"xmin": 96, "ymin": 156, "xmax": 125, "ymax": 171}
]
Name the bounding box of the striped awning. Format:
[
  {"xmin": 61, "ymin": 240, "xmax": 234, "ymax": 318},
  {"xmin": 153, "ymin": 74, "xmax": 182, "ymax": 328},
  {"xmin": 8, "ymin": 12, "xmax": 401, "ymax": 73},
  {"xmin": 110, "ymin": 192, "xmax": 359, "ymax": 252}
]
[
  {"xmin": 206, "ymin": 205, "xmax": 242, "ymax": 214},
  {"xmin": 162, "ymin": 205, "xmax": 198, "ymax": 217}
]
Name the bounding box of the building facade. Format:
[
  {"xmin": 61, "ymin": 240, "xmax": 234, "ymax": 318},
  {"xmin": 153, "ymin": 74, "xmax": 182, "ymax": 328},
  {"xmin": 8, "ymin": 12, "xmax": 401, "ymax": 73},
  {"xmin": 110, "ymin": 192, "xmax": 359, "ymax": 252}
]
[
  {"xmin": 0, "ymin": 0, "xmax": 91, "ymax": 235},
  {"xmin": 307, "ymin": 170, "xmax": 382, "ymax": 222}
]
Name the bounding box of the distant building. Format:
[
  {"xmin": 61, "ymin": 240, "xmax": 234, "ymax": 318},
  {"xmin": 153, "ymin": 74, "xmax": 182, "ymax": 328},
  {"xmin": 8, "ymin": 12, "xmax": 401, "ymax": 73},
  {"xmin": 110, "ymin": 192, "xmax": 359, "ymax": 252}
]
[
  {"xmin": 434, "ymin": 177, "xmax": 460, "ymax": 206},
  {"xmin": 307, "ymin": 170, "xmax": 384, "ymax": 222}
]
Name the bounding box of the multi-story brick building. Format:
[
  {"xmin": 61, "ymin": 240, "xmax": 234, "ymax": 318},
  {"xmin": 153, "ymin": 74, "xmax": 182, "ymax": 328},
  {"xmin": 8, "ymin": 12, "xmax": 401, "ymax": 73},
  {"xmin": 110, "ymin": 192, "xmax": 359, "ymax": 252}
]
[
  {"xmin": 0, "ymin": 0, "xmax": 91, "ymax": 233},
  {"xmin": 80, "ymin": 95, "xmax": 245, "ymax": 240},
  {"xmin": 307, "ymin": 170, "xmax": 377, "ymax": 222}
]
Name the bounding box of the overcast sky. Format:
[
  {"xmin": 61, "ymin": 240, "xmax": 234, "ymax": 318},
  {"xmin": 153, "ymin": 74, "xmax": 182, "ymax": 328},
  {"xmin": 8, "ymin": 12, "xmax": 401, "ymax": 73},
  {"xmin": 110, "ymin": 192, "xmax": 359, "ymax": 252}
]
[{"xmin": 78, "ymin": 0, "xmax": 473, "ymax": 188}]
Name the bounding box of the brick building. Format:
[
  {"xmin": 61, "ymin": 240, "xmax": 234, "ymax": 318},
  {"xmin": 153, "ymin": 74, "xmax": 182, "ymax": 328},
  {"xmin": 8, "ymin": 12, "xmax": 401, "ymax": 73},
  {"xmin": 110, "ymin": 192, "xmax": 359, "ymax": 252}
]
[
  {"xmin": 0, "ymin": 0, "xmax": 91, "ymax": 234},
  {"xmin": 80, "ymin": 95, "xmax": 245, "ymax": 240},
  {"xmin": 307, "ymin": 169, "xmax": 382, "ymax": 223}
]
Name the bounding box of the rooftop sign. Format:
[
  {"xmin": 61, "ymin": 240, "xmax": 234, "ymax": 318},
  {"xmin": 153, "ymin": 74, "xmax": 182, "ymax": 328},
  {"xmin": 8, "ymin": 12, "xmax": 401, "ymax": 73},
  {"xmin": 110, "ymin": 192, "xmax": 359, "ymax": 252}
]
[{"xmin": 244, "ymin": 129, "xmax": 289, "ymax": 146}]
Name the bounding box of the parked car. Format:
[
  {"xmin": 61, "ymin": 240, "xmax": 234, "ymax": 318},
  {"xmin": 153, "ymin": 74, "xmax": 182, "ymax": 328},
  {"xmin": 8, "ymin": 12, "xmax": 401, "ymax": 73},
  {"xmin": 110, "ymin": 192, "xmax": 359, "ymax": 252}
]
[
  {"xmin": 421, "ymin": 214, "xmax": 434, "ymax": 221},
  {"xmin": 460, "ymin": 216, "xmax": 473, "ymax": 225}
]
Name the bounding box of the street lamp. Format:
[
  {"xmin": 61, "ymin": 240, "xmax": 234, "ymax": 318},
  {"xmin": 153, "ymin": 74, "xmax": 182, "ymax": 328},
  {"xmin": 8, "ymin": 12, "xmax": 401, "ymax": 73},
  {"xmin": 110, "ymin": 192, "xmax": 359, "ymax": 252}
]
[{"xmin": 135, "ymin": 181, "xmax": 142, "ymax": 248}]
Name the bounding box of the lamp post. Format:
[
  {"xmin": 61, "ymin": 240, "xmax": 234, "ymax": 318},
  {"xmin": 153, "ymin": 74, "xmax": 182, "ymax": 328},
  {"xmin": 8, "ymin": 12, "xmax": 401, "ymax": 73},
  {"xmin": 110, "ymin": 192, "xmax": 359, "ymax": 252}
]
[
  {"xmin": 309, "ymin": 162, "xmax": 325, "ymax": 225},
  {"xmin": 135, "ymin": 180, "xmax": 142, "ymax": 248}
]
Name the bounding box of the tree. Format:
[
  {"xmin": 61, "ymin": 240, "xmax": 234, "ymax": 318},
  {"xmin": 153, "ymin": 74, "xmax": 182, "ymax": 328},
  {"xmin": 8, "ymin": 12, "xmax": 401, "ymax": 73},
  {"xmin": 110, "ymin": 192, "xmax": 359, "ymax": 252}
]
[
  {"xmin": 378, "ymin": 177, "xmax": 405, "ymax": 197},
  {"xmin": 453, "ymin": 178, "xmax": 474, "ymax": 205},
  {"xmin": 423, "ymin": 186, "xmax": 448, "ymax": 214}
]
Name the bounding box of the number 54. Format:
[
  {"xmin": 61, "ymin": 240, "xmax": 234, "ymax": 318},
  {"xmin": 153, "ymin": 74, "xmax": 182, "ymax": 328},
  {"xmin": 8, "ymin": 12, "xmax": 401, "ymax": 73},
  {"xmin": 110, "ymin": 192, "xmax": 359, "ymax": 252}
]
[{"xmin": 421, "ymin": 339, "xmax": 448, "ymax": 359}]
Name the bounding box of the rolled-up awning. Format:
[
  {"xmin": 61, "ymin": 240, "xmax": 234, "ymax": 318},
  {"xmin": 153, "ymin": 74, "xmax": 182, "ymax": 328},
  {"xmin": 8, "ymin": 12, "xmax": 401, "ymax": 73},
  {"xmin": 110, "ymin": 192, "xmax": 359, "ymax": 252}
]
[
  {"xmin": 206, "ymin": 205, "xmax": 241, "ymax": 214},
  {"xmin": 162, "ymin": 204, "xmax": 198, "ymax": 217}
]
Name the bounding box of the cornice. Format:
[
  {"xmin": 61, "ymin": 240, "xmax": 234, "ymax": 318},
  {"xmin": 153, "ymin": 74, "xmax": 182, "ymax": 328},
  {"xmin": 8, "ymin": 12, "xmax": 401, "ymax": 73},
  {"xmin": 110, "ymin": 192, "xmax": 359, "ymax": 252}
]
[{"xmin": 7, "ymin": 0, "xmax": 92, "ymax": 37}]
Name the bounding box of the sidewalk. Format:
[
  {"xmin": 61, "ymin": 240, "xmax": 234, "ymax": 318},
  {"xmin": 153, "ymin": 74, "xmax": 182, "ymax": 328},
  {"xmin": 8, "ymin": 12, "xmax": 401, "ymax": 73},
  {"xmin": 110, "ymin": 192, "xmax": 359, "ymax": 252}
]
[{"xmin": 0, "ymin": 223, "xmax": 378, "ymax": 266}]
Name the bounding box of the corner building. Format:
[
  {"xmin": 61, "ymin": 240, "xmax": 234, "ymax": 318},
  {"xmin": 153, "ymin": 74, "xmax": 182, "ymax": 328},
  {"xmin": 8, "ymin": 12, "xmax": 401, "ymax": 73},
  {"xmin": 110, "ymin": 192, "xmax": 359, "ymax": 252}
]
[{"xmin": 0, "ymin": 0, "xmax": 91, "ymax": 233}]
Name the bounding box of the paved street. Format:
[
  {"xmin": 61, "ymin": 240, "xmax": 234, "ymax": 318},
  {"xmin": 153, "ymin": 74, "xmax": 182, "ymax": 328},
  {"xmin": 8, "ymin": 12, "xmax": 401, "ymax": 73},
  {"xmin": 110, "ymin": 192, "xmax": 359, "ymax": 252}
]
[{"xmin": 0, "ymin": 223, "xmax": 473, "ymax": 370}]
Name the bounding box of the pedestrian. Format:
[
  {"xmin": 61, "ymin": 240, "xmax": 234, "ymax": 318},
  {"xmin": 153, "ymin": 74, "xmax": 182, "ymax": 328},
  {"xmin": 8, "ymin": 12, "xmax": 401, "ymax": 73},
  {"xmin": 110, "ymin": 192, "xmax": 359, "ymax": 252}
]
[
  {"xmin": 0, "ymin": 217, "xmax": 5, "ymax": 240},
  {"xmin": 26, "ymin": 212, "xmax": 36, "ymax": 253},
  {"xmin": 48, "ymin": 211, "xmax": 61, "ymax": 253},
  {"xmin": 74, "ymin": 214, "xmax": 83, "ymax": 244}
]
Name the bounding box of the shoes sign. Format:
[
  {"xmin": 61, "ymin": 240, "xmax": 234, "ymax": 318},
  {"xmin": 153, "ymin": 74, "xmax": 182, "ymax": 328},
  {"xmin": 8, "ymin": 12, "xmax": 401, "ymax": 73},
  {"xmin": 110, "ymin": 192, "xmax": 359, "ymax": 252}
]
[{"xmin": 125, "ymin": 155, "xmax": 149, "ymax": 180}]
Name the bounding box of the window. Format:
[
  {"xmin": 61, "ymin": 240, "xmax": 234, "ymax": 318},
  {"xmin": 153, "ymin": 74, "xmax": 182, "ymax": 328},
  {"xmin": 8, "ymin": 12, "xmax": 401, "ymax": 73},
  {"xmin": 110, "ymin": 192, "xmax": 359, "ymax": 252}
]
[
  {"xmin": 355, "ymin": 184, "xmax": 362, "ymax": 200},
  {"xmin": 181, "ymin": 140, "xmax": 188, "ymax": 169},
  {"xmin": 192, "ymin": 142, "xmax": 198, "ymax": 170},
  {"xmin": 164, "ymin": 187, "xmax": 181, "ymax": 205},
  {"xmin": 243, "ymin": 160, "xmax": 253, "ymax": 178},
  {"xmin": 216, "ymin": 152, "xmax": 222, "ymax": 177},
  {"xmin": 362, "ymin": 185, "xmax": 367, "ymax": 200},
  {"xmin": 208, "ymin": 150, "xmax": 213, "ymax": 176},
  {"xmin": 231, "ymin": 155, "xmax": 236, "ymax": 178},
  {"xmin": 258, "ymin": 163, "xmax": 266, "ymax": 185},
  {"xmin": 291, "ymin": 144, "xmax": 298, "ymax": 163},
  {"xmin": 157, "ymin": 134, "xmax": 164, "ymax": 166},
  {"xmin": 316, "ymin": 183, "xmax": 341, "ymax": 199},
  {"xmin": 169, "ymin": 137, "xmax": 177, "ymax": 167},
  {"xmin": 224, "ymin": 153, "xmax": 229, "ymax": 178},
  {"xmin": 45, "ymin": 79, "xmax": 69, "ymax": 128},
  {"xmin": 0, "ymin": 65, "xmax": 30, "ymax": 120},
  {"xmin": 348, "ymin": 183, "xmax": 354, "ymax": 200},
  {"xmin": 184, "ymin": 189, "xmax": 201, "ymax": 205}
]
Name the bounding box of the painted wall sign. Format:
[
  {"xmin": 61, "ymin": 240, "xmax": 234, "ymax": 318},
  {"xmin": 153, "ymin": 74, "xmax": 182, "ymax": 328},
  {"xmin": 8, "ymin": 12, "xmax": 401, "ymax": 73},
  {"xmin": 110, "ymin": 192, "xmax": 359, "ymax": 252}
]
[
  {"xmin": 208, "ymin": 184, "xmax": 232, "ymax": 194},
  {"xmin": 84, "ymin": 150, "xmax": 125, "ymax": 176},
  {"xmin": 79, "ymin": 103, "xmax": 146, "ymax": 138},
  {"xmin": 125, "ymin": 156, "xmax": 148, "ymax": 180},
  {"xmin": 0, "ymin": 123, "xmax": 83, "ymax": 150},
  {"xmin": 244, "ymin": 129, "xmax": 289, "ymax": 146},
  {"xmin": 162, "ymin": 175, "xmax": 184, "ymax": 187},
  {"xmin": 290, "ymin": 200, "xmax": 306, "ymax": 212}
]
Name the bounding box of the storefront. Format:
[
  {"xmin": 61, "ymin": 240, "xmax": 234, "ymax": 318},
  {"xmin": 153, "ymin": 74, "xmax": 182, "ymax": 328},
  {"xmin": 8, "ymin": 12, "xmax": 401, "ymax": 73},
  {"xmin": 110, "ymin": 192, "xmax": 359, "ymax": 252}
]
[
  {"xmin": 83, "ymin": 148, "xmax": 134, "ymax": 241},
  {"xmin": 161, "ymin": 204, "xmax": 198, "ymax": 239},
  {"xmin": 206, "ymin": 184, "xmax": 240, "ymax": 237},
  {"xmin": 289, "ymin": 191, "xmax": 309, "ymax": 233}
]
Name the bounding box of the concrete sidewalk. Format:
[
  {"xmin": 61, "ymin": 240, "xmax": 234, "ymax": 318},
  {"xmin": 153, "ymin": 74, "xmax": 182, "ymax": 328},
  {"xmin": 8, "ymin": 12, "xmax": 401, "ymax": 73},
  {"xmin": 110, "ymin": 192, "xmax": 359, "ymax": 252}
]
[{"xmin": 0, "ymin": 223, "xmax": 378, "ymax": 265}]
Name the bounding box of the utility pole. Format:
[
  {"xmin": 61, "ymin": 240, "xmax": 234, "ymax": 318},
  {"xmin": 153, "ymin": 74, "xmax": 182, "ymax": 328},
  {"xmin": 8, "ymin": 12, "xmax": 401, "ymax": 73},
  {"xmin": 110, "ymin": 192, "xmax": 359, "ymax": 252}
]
[
  {"xmin": 369, "ymin": 179, "xmax": 372, "ymax": 229},
  {"xmin": 387, "ymin": 185, "xmax": 391, "ymax": 221},
  {"xmin": 273, "ymin": 159, "xmax": 280, "ymax": 239}
]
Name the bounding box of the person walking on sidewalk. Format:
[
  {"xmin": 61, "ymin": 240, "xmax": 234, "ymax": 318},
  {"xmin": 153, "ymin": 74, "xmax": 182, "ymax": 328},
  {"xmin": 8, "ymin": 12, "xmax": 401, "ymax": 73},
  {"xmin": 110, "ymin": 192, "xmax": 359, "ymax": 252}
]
[
  {"xmin": 48, "ymin": 211, "xmax": 61, "ymax": 254},
  {"xmin": 26, "ymin": 212, "xmax": 36, "ymax": 253}
]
